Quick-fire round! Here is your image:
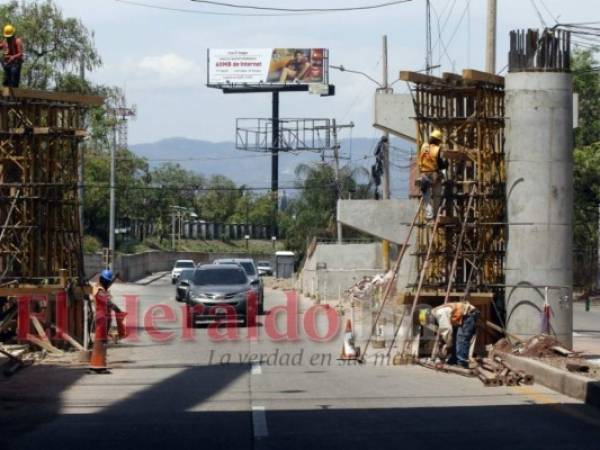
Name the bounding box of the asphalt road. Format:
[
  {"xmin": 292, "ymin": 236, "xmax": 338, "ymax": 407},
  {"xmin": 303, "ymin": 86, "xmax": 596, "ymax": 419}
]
[{"xmin": 3, "ymin": 274, "xmax": 600, "ymax": 450}]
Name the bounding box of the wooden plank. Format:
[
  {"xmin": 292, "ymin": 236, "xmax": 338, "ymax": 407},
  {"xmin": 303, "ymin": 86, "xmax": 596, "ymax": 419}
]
[
  {"xmin": 442, "ymin": 72, "xmax": 464, "ymax": 83},
  {"xmin": 31, "ymin": 316, "xmax": 49, "ymax": 341},
  {"xmin": 462, "ymin": 69, "xmax": 505, "ymax": 86},
  {"xmin": 0, "ymin": 345, "xmax": 23, "ymax": 363},
  {"xmin": 0, "ymin": 286, "xmax": 65, "ymax": 296},
  {"xmin": 0, "ymin": 285, "xmax": 92, "ymax": 296},
  {"xmin": 2, "ymin": 87, "xmax": 105, "ymax": 106},
  {"xmin": 399, "ymin": 71, "xmax": 445, "ymax": 85},
  {"xmin": 0, "ymin": 308, "xmax": 17, "ymax": 333},
  {"xmin": 33, "ymin": 127, "xmax": 50, "ymax": 135},
  {"xmin": 51, "ymin": 325, "xmax": 85, "ymax": 351},
  {"xmin": 28, "ymin": 335, "xmax": 63, "ymax": 355}
]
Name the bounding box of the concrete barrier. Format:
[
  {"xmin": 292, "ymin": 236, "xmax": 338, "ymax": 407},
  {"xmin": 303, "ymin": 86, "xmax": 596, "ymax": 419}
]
[{"xmin": 497, "ymin": 351, "xmax": 600, "ymax": 407}]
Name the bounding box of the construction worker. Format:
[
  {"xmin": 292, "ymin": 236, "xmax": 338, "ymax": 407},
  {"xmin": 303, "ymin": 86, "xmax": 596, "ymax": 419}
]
[
  {"xmin": 418, "ymin": 129, "xmax": 447, "ymax": 219},
  {"xmin": 0, "ymin": 24, "xmax": 23, "ymax": 88},
  {"xmin": 93, "ymin": 269, "xmax": 126, "ymax": 340},
  {"xmin": 93, "ymin": 270, "xmax": 114, "ymax": 340},
  {"xmin": 431, "ymin": 301, "xmax": 480, "ymax": 368}
]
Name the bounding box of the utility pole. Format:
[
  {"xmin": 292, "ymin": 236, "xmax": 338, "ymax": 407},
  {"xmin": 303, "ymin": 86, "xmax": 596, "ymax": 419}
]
[
  {"xmin": 382, "ymin": 35, "xmax": 391, "ymax": 271},
  {"xmin": 425, "ymin": 0, "xmax": 433, "ymax": 73},
  {"xmin": 597, "ymin": 203, "xmax": 600, "ymax": 290},
  {"xmin": 271, "ymin": 91, "xmax": 280, "ymax": 239},
  {"xmin": 171, "ymin": 209, "xmax": 176, "ymax": 250},
  {"xmin": 108, "ymin": 103, "xmax": 135, "ymax": 267},
  {"xmin": 485, "ymin": 0, "xmax": 497, "ymax": 74},
  {"xmin": 78, "ymin": 54, "xmax": 85, "ymax": 239},
  {"xmin": 332, "ymin": 119, "xmax": 342, "ymax": 245},
  {"xmin": 109, "ymin": 120, "xmax": 117, "ymax": 268}
]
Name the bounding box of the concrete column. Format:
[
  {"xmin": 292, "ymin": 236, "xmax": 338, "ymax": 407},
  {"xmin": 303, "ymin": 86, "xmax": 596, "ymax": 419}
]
[
  {"xmin": 201, "ymin": 223, "xmax": 207, "ymax": 240},
  {"xmin": 505, "ymin": 72, "xmax": 573, "ymax": 348}
]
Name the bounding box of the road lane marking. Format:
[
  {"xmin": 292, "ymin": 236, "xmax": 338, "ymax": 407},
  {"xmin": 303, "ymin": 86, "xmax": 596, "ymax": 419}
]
[
  {"xmin": 252, "ymin": 405, "xmax": 268, "ymax": 438},
  {"xmin": 251, "ymin": 362, "xmax": 262, "ymax": 375}
]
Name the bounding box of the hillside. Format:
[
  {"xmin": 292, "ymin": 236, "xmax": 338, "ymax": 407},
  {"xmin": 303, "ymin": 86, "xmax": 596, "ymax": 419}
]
[{"xmin": 130, "ymin": 136, "xmax": 413, "ymax": 197}]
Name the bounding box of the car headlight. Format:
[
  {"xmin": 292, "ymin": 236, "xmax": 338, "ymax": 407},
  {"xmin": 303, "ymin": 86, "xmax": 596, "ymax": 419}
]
[{"xmin": 189, "ymin": 292, "xmax": 208, "ymax": 301}]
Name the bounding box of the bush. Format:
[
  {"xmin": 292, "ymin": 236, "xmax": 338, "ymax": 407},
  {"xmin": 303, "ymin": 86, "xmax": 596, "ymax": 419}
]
[{"xmin": 83, "ymin": 235, "xmax": 102, "ymax": 254}]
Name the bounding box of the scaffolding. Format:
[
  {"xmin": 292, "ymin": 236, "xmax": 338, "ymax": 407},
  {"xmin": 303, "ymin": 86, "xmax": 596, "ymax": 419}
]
[
  {"xmin": 401, "ymin": 69, "xmax": 506, "ymax": 300},
  {"xmin": 0, "ymin": 87, "xmax": 104, "ymax": 344}
]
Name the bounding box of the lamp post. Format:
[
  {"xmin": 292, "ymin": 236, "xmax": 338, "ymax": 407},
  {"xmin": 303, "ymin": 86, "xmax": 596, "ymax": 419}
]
[{"xmin": 245, "ymin": 234, "xmax": 250, "ymax": 253}]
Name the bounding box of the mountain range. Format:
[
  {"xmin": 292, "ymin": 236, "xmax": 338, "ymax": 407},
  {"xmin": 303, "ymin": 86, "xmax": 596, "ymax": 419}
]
[{"xmin": 130, "ymin": 136, "xmax": 413, "ymax": 197}]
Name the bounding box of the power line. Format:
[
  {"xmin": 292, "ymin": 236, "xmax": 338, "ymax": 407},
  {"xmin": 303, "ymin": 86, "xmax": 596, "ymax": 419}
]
[
  {"xmin": 81, "ymin": 182, "xmax": 348, "ymax": 192},
  {"xmin": 115, "ymin": 0, "xmax": 325, "ymax": 16},
  {"xmin": 116, "ymin": 154, "xmax": 274, "ymax": 162},
  {"xmin": 529, "ymin": 0, "xmax": 547, "ymax": 27},
  {"xmin": 190, "ymin": 0, "xmax": 413, "ymax": 13},
  {"xmin": 436, "ymin": 0, "xmax": 471, "ymax": 67},
  {"xmin": 539, "ymin": 0, "xmax": 559, "ymax": 24}
]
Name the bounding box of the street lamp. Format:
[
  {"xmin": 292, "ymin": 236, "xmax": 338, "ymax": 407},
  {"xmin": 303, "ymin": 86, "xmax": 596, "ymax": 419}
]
[
  {"xmin": 244, "ymin": 234, "xmax": 250, "ymax": 253},
  {"xmin": 271, "ymin": 236, "xmax": 277, "ymax": 251}
]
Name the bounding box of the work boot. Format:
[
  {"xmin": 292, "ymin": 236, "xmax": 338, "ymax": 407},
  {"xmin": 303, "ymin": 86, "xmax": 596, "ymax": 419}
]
[{"xmin": 425, "ymin": 203, "xmax": 434, "ymax": 220}]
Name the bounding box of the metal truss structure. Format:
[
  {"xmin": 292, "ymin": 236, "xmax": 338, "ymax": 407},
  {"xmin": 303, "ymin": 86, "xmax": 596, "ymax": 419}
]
[
  {"xmin": 402, "ymin": 69, "xmax": 506, "ymax": 298},
  {"xmin": 0, "ymin": 88, "xmax": 103, "ymax": 285},
  {"xmin": 236, "ymin": 118, "xmax": 331, "ymax": 153}
]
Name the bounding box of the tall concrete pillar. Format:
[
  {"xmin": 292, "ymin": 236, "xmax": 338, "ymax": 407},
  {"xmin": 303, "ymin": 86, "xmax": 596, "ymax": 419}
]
[{"xmin": 505, "ymin": 69, "xmax": 573, "ymax": 347}]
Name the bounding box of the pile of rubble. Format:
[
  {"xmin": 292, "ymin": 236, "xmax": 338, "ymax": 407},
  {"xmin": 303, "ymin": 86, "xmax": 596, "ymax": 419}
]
[
  {"xmin": 475, "ymin": 354, "xmax": 534, "ymax": 387},
  {"xmin": 344, "ymin": 272, "xmax": 393, "ymax": 302}
]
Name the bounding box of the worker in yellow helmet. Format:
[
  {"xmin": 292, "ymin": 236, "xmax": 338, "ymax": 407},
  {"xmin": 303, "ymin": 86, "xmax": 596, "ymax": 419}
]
[
  {"xmin": 418, "ymin": 129, "xmax": 447, "ymax": 219},
  {"xmin": 0, "ymin": 24, "xmax": 24, "ymax": 88}
]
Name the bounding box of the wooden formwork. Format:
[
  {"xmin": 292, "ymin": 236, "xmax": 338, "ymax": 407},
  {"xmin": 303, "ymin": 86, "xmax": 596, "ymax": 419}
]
[
  {"xmin": 0, "ymin": 87, "xmax": 103, "ymax": 343},
  {"xmin": 401, "ymin": 69, "xmax": 506, "ymax": 302}
]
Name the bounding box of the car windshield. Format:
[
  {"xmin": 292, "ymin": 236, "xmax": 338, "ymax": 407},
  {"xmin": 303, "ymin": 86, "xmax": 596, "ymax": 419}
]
[
  {"xmin": 194, "ymin": 268, "xmax": 247, "ymax": 285},
  {"xmin": 240, "ymin": 262, "xmax": 256, "ymax": 276},
  {"xmin": 179, "ymin": 269, "xmax": 195, "ymax": 281},
  {"xmin": 257, "ymin": 262, "xmax": 270, "ymax": 267},
  {"xmin": 175, "ymin": 261, "xmax": 194, "ymax": 268}
]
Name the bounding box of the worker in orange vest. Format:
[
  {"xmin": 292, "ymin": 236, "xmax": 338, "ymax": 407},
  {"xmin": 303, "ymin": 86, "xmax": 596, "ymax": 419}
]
[
  {"xmin": 418, "ymin": 129, "xmax": 447, "ymax": 219},
  {"xmin": 92, "ymin": 269, "xmax": 126, "ymax": 341},
  {"xmin": 431, "ymin": 301, "xmax": 480, "ymax": 368},
  {"xmin": 0, "ymin": 24, "xmax": 24, "ymax": 88}
]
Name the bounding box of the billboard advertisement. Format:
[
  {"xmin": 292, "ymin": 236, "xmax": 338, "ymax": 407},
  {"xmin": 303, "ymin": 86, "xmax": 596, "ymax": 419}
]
[{"xmin": 207, "ymin": 48, "xmax": 328, "ymax": 86}]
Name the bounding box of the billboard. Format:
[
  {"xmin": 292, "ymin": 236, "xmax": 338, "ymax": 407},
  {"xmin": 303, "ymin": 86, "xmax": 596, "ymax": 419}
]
[{"xmin": 207, "ymin": 48, "xmax": 328, "ymax": 86}]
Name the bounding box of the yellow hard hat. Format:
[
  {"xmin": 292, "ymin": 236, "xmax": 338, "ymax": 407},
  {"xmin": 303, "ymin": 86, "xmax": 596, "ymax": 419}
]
[
  {"xmin": 430, "ymin": 129, "xmax": 443, "ymax": 141},
  {"xmin": 3, "ymin": 24, "xmax": 15, "ymax": 38}
]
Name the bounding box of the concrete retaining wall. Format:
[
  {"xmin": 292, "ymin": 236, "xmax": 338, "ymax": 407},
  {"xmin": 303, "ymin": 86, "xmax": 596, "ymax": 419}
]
[
  {"xmin": 84, "ymin": 251, "xmax": 274, "ymax": 282},
  {"xmin": 299, "ymin": 243, "xmax": 383, "ymax": 301}
]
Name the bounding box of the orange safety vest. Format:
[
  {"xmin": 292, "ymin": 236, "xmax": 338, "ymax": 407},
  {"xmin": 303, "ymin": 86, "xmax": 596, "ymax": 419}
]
[{"xmin": 419, "ymin": 143, "xmax": 440, "ymax": 172}]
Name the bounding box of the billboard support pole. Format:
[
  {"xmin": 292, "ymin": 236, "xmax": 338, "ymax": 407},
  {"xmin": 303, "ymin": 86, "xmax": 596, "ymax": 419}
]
[{"xmin": 271, "ymin": 91, "xmax": 280, "ymax": 238}]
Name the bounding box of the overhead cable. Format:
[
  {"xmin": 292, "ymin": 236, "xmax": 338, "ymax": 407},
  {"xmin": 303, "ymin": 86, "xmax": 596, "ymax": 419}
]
[{"xmin": 190, "ymin": 0, "xmax": 412, "ymax": 13}]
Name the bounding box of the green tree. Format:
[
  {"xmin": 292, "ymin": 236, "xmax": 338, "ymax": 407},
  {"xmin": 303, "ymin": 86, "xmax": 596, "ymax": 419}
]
[
  {"xmin": 572, "ymin": 49, "xmax": 600, "ymax": 286},
  {"xmin": 573, "ymin": 50, "xmax": 600, "ymax": 147},
  {"xmin": 279, "ymin": 162, "xmax": 371, "ymax": 255},
  {"xmin": 0, "ymin": 0, "xmax": 101, "ymax": 90},
  {"xmin": 198, "ymin": 175, "xmax": 241, "ymax": 223}
]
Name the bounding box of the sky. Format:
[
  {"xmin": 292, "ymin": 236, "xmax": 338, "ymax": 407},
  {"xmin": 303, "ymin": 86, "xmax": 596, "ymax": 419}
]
[{"xmin": 49, "ymin": 0, "xmax": 597, "ymax": 145}]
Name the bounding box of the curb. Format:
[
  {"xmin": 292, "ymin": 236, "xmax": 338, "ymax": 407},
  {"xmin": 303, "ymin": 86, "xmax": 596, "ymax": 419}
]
[
  {"xmin": 497, "ymin": 351, "xmax": 600, "ymax": 407},
  {"xmin": 134, "ymin": 271, "xmax": 168, "ymax": 286}
]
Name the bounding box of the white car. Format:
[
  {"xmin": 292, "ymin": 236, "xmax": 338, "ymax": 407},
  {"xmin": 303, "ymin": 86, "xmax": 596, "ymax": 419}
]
[{"xmin": 171, "ymin": 260, "xmax": 195, "ymax": 284}]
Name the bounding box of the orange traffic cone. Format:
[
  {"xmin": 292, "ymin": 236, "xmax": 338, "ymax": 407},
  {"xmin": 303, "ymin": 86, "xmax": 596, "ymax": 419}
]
[
  {"xmin": 339, "ymin": 319, "xmax": 360, "ymax": 361},
  {"xmin": 89, "ymin": 339, "xmax": 109, "ymax": 373}
]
